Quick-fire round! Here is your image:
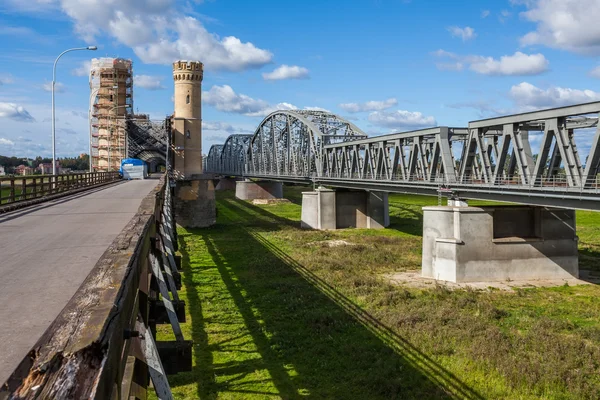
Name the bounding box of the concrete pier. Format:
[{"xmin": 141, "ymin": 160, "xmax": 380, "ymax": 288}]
[
  {"xmin": 301, "ymin": 188, "xmax": 389, "ymax": 230},
  {"xmin": 235, "ymin": 180, "xmax": 283, "ymax": 200},
  {"xmin": 215, "ymin": 177, "xmax": 238, "ymax": 191},
  {"xmin": 173, "ymin": 178, "xmax": 217, "ymax": 228},
  {"xmin": 422, "ymin": 205, "xmax": 578, "ymax": 283}
]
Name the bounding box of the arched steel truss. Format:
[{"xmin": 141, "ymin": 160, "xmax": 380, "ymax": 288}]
[{"xmin": 205, "ymin": 110, "xmax": 367, "ymax": 178}]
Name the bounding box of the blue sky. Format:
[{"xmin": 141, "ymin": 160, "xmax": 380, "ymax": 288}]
[{"xmin": 0, "ymin": 0, "xmax": 599, "ymax": 158}]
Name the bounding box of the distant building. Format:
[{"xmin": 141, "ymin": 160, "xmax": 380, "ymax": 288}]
[
  {"xmin": 0, "ymin": 166, "xmax": 5, "ymax": 176},
  {"xmin": 37, "ymin": 161, "xmax": 61, "ymax": 175},
  {"xmin": 15, "ymin": 165, "xmax": 34, "ymax": 176}
]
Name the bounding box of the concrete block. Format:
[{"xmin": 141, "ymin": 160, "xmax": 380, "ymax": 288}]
[
  {"xmin": 422, "ymin": 205, "xmax": 579, "ymax": 283},
  {"xmin": 367, "ymin": 191, "xmax": 390, "ymax": 229},
  {"xmin": 301, "ymin": 189, "xmax": 336, "ymax": 230},
  {"xmin": 173, "ymin": 179, "xmax": 216, "ymax": 228},
  {"xmin": 215, "ymin": 177, "xmax": 238, "ymax": 191},
  {"xmin": 235, "ymin": 180, "xmax": 283, "ymax": 200},
  {"xmin": 335, "ymin": 191, "xmax": 367, "ymax": 228}
]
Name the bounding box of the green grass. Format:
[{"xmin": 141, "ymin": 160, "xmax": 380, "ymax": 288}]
[{"xmin": 158, "ymin": 187, "xmax": 600, "ymax": 399}]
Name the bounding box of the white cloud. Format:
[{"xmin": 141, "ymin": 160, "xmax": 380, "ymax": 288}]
[
  {"xmin": 262, "ymin": 65, "xmax": 309, "ymax": 81},
  {"xmin": 433, "ymin": 50, "xmax": 549, "ymax": 76},
  {"xmin": 368, "ymin": 110, "xmax": 436, "ymax": 130},
  {"xmin": 590, "ymin": 66, "xmax": 600, "ymax": 78},
  {"xmin": 0, "ymin": 138, "xmax": 14, "ymax": 146},
  {"xmin": 509, "ymin": 82, "xmax": 600, "ymax": 110},
  {"xmin": 71, "ymin": 60, "xmax": 91, "ymax": 77},
  {"xmin": 134, "ymin": 74, "xmax": 165, "ymax": 90},
  {"xmin": 42, "ymin": 82, "xmax": 65, "ymax": 92},
  {"xmin": 202, "ymin": 85, "xmax": 297, "ymax": 117},
  {"xmin": 481, "ymin": 10, "xmax": 490, "ymax": 18},
  {"xmin": 56, "ymin": 1, "xmax": 273, "ymax": 71},
  {"xmin": 448, "ymin": 26, "xmax": 476, "ymax": 41},
  {"xmin": 499, "ymin": 10, "xmax": 511, "ymax": 23},
  {"xmin": 303, "ymin": 106, "xmax": 330, "ymax": 112},
  {"xmin": 202, "ymin": 121, "xmax": 234, "ymax": 133},
  {"xmin": 519, "ymin": 0, "xmax": 600, "ymax": 54},
  {"xmin": 339, "ymin": 98, "xmax": 398, "ymax": 113},
  {"xmin": 469, "ymin": 52, "xmax": 549, "ymax": 75},
  {"xmin": 0, "ymin": 75, "xmax": 13, "ymax": 85},
  {"xmin": 0, "ymin": 103, "xmax": 35, "ymax": 122}
]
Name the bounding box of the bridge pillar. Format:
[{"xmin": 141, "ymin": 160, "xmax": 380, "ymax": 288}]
[
  {"xmin": 215, "ymin": 177, "xmax": 239, "ymax": 191},
  {"xmin": 173, "ymin": 178, "xmax": 216, "ymax": 228},
  {"xmin": 235, "ymin": 180, "xmax": 283, "ymax": 200},
  {"xmin": 301, "ymin": 189, "xmax": 390, "ymax": 230},
  {"xmin": 422, "ymin": 205, "xmax": 578, "ymax": 283}
]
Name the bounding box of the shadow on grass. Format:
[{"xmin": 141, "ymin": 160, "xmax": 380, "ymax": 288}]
[{"xmin": 174, "ymin": 196, "xmax": 484, "ymax": 399}]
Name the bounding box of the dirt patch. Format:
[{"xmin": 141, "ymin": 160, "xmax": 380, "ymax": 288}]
[
  {"xmin": 384, "ymin": 270, "xmax": 598, "ymax": 291},
  {"xmin": 252, "ymin": 198, "xmax": 291, "ymax": 205}
]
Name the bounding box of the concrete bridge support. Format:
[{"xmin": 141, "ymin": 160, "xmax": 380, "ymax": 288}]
[
  {"xmin": 422, "ymin": 205, "xmax": 578, "ymax": 283},
  {"xmin": 301, "ymin": 188, "xmax": 390, "ymax": 230},
  {"xmin": 173, "ymin": 177, "xmax": 217, "ymax": 228},
  {"xmin": 215, "ymin": 177, "xmax": 239, "ymax": 191},
  {"xmin": 235, "ymin": 180, "xmax": 283, "ymax": 200}
]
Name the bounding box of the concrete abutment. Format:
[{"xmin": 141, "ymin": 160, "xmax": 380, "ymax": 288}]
[
  {"xmin": 422, "ymin": 205, "xmax": 578, "ymax": 283},
  {"xmin": 301, "ymin": 188, "xmax": 390, "ymax": 230},
  {"xmin": 173, "ymin": 178, "xmax": 217, "ymax": 228}
]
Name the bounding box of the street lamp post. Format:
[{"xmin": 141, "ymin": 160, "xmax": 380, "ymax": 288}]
[{"xmin": 52, "ymin": 45, "xmax": 97, "ymax": 176}]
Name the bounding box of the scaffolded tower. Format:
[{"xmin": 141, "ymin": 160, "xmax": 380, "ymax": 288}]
[{"xmin": 90, "ymin": 58, "xmax": 133, "ymax": 172}]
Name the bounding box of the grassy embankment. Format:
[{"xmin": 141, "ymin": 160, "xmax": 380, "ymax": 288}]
[{"xmin": 156, "ymin": 186, "xmax": 600, "ymax": 399}]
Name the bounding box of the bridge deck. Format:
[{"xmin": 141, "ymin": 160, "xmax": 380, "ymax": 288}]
[{"xmin": 0, "ymin": 178, "xmax": 160, "ymax": 384}]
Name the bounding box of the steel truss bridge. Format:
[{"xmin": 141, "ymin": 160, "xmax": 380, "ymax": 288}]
[
  {"xmin": 205, "ymin": 102, "xmax": 600, "ymax": 211},
  {"xmin": 126, "ymin": 117, "xmax": 170, "ymax": 171}
]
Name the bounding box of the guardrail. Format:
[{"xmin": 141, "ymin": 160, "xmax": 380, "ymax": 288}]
[
  {"xmin": 0, "ymin": 172, "xmax": 120, "ymax": 211},
  {"xmin": 0, "ymin": 175, "xmax": 190, "ymax": 400}
]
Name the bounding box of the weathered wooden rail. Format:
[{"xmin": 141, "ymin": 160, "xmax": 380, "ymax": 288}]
[
  {"xmin": 0, "ymin": 172, "xmax": 120, "ymax": 212},
  {"xmin": 0, "ymin": 175, "xmax": 190, "ymax": 400}
]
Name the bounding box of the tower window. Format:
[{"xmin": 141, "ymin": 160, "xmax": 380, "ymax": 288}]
[
  {"xmin": 186, "ymin": 94, "xmax": 190, "ymax": 104},
  {"xmin": 186, "ymin": 130, "xmax": 191, "ymax": 139}
]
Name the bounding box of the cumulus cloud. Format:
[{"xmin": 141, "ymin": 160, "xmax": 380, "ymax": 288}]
[
  {"xmin": 202, "ymin": 121, "xmax": 235, "ymax": 133},
  {"xmin": 263, "ymin": 65, "xmax": 309, "ymax": 81},
  {"xmin": 134, "ymin": 74, "xmax": 165, "ymax": 90},
  {"xmin": 433, "ymin": 50, "xmax": 549, "ymax": 76},
  {"xmin": 42, "ymin": 82, "xmax": 65, "ymax": 92},
  {"xmin": 0, "ymin": 103, "xmax": 35, "ymax": 122},
  {"xmin": 518, "ymin": 0, "xmax": 600, "ymax": 54},
  {"xmin": 509, "ymin": 82, "xmax": 600, "ymax": 110},
  {"xmin": 448, "ymin": 26, "xmax": 476, "ymax": 41},
  {"xmin": 590, "ymin": 66, "xmax": 600, "ymax": 78},
  {"xmin": 368, "ymin": 110, "xmax": 436, "ymax": 130},
  {"xmin": 202, "ymin": 85, "xmax": 297, "ymax": 117},
  {"xmin": 339, "ymin": 98, "xmax": 398, "ymax": 113},
  {"xmin": 71, "ymin": 60, "xmax": 91, "ymax": 77},
  {"xmin": 56, "ymin": 0, "xmax": 273, "ymax": 71},
  {"xmin": 0, "ymin": 138, "xmax": 15, "ymax": 146}
]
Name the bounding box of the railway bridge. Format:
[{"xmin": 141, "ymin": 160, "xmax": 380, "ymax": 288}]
[{"xmin": 206, "ymin": 102, "xmax": 600, "ymax": 283}]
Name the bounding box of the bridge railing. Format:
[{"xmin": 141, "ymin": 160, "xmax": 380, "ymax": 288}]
[
  {"xmin": 0, "ymin": 172, "xmax": 120, "ymax": 206},
  {"xmin": 1, "ymin": 175, "xmax": 190, "ymax": 399},
  {"xmin": 240, "ymin": 171, "xmax": 600, "ymax": 193}
]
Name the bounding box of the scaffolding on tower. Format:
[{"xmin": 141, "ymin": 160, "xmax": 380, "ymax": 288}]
[{"xmin": 90, "ymin": 58, "xmax": 134, "ymax": 172}]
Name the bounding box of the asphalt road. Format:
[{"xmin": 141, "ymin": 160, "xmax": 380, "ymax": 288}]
[{"xmin": 0, "ymin": 178, "xmax": 160, "ymax": 385}]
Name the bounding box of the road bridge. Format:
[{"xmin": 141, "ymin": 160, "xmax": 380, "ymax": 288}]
[{"xmin": 0, "ymin": 178, "xmax": 160, "ymax": 385}]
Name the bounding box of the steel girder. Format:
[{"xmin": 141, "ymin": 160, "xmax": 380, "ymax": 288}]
[{"xmin": 127, "ymin": 118, "xmax": 169, "ymax": 164}]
